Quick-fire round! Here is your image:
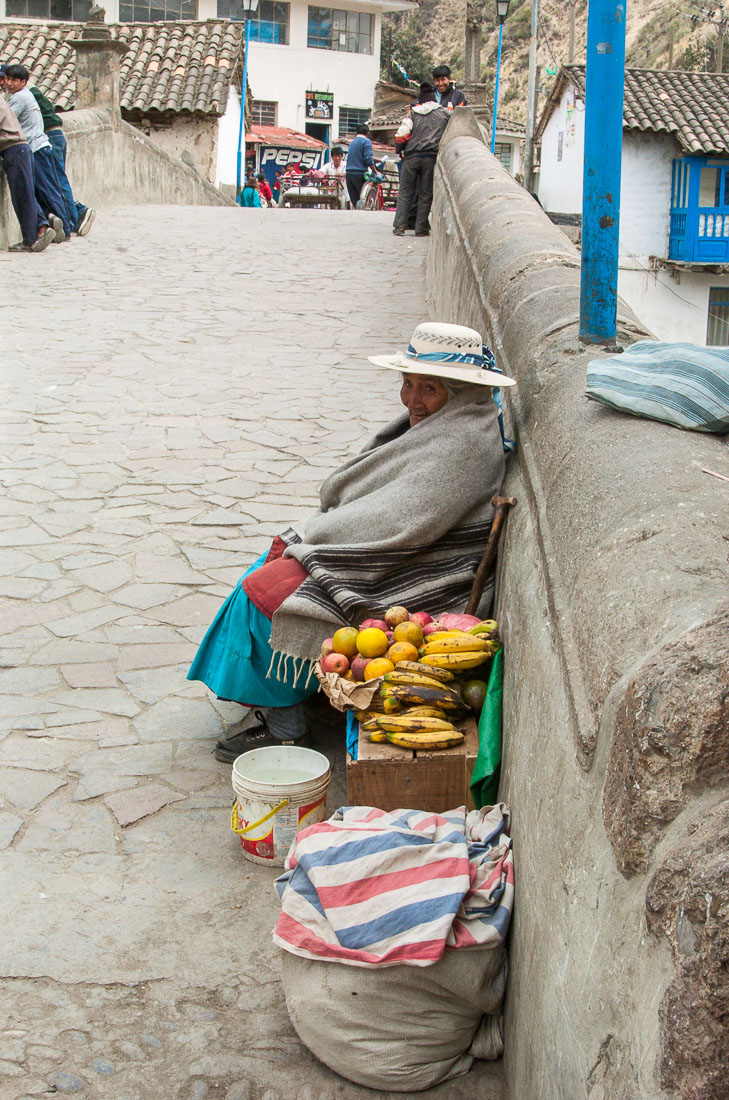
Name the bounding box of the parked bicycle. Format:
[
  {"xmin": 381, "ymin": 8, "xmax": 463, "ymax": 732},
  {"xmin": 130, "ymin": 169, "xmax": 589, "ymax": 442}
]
[{"xmin": 356, "ymin": 157, "xmax": 389, "ymax": 210}]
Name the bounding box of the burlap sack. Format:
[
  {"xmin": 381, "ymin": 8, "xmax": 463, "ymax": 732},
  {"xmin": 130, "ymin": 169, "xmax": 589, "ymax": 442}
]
[{"xmin": 281, "ymin": 946, "xmax": 506, "ymax": 1092}]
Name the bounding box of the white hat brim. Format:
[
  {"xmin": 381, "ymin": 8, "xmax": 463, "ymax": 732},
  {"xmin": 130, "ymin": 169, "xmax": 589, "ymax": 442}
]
[{"xmin": 368, "ymin": 352, "xmax": 516, "ymax": 387}]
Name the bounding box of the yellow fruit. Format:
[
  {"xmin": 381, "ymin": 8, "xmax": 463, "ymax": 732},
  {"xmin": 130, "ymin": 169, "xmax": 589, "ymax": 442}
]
[
  {"xmin": 356, "ymin": 627, "xmax": 389, "ymax": 658},
  {"xmin": 332, "ymin": 626, "xmax": 359, "ymax": 658},
  {"xmin": 393, "ymin": 621, "xmax": 424, "ymax": 647},
  {"xmin": 394, "ymin": 660, "xmax": 456, "ymax": 683},
  {"xmin": 419, "ymin": 636, "xmax": 492, "ymax": 655},
  {"xmin": 419, "ymin": 651, "xmax": 491, "ymax": 670},
  {"xmin": 387, "ymin": 641, "xmax": 420, "ymax": 665},
  {"xmin": 364, "ymin": 657, "xmax": 395, "ymax": 680}
]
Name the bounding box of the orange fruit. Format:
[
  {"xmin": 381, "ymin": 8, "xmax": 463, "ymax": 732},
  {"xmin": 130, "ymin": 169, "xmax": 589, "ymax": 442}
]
[
  {"xmin": 356, "ymin": 627, "xmax": 389, "ymax": 658},
  {"xmin": 363, "ymin": 657, "xmax": 395, "ymax": 680},
  {"xmin": 393, "ymin": 621, "xmax": 424, "ymax": 647},
  {"xmin": 332, "ymin": 626, "xmax": 359, "ymax": 658},
  {"xmin": 387, "ymin": 641, "xmax": 420, "ymax": 665}
]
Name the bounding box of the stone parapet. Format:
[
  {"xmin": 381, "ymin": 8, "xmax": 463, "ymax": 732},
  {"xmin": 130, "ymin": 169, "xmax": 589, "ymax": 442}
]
[
  {"xmin": 427, "ymin": 108, "xmax": 729, "ymax": 1100},
  {"xmin": 0, "ymin": 108, "xmax": 233, "ymax": 250}
]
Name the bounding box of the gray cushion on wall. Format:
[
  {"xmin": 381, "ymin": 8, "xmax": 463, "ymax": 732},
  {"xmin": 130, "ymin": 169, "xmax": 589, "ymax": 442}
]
[{"xmin": 586, "ymin": 340, "xmax": 729, "ymax": 433}]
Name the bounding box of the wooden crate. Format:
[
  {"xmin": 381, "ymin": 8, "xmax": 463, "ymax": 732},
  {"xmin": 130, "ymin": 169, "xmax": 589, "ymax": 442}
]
[{"xmin": 346, "ymin": 717, "xmax": 479, "ymax": 813}]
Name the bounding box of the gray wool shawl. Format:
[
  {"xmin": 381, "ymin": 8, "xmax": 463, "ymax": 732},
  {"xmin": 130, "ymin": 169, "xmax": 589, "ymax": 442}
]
[{"xmin": 269, "ymin": 387, "xmax": 505, "ymax": 667}]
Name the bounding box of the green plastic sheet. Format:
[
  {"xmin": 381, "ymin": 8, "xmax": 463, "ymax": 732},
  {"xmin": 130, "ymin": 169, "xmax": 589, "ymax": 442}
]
[{"xmin": 469, "ymin": 648, "xmax": 503, "ymax": 809}]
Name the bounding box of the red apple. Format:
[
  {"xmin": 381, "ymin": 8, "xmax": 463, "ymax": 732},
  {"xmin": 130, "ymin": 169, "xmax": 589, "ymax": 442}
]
[
  {"xmin": 384, "ymin": 605, "xmax": 409, "ymax": 628},
  {"xmin": 351, "ymin": 655, "xmax": 370, "ymax": 681},
  {"xmin": 422, "ymin": 622, "xmax": 443, "ymax": 637},
  {"xmin": 359, "ymin": 619, "xmax": 378, "ymax": 630},
  {"xmin": 409, "ymin": 612, "xmax": 433, "ymax": 627},
  {"xmin": 322, "ymin": 651, "xmax": 349, "ymax": 675},
  {"xmin": 365, "ymin": 619, "xmax": 389, "ymax": 632},
  {"xmin": 321, "ymin": 637, "xmax": 334, "ymax": 658},
  {"xmin": 385, "ymin": 631, "xmax": 395, "ymax": 644}
]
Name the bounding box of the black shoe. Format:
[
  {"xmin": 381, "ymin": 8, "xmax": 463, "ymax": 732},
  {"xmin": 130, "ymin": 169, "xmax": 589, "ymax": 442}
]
[
  {"xmin": 392, "ymin": 227, "xmax": 405, "ymax": 236},
  {"xmin": 415, "ymin": 230, "xmax": 430, "ymax": 237},
  {"xmin": 213, "ymin": 711, "xmax": 310, "ymax": 762}
]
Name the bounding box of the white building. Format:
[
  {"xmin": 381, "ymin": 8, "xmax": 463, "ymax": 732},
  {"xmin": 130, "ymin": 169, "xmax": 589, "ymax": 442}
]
[
  {"xmin": 0, "ymin": 0, "xmax": 415, "ymax": 186},
  {"xmin": 536, "ymin": 65, "xmax": 729, "ymax": 347}
]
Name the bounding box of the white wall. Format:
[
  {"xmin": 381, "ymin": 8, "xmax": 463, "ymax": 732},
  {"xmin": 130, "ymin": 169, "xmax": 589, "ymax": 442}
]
[
  {"xmin": 619, "ymin": 262, "xmax": 729, "ymax": 345},
  {"xmin": 620, "ymin": 131, "xmax": 676, "ymax": 257},
  {"xmin": 538, "ymin": 85, "xmax": 585, "ymax": 213}
]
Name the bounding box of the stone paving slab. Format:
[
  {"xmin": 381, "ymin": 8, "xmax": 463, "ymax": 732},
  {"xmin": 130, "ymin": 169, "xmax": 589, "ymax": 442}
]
[{"xmin": 0, "ymin": 206, "xmax": 507, "ymax": 1100}]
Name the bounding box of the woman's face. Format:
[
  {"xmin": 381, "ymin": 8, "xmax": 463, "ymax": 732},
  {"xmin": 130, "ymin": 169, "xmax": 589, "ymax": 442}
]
[{"xmin": 400, "ymin": 374, "xmax": 449, "ymax": 426}]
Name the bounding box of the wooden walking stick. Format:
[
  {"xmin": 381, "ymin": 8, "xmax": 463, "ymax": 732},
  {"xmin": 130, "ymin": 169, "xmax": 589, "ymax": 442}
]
[{"xmin": 465, "ymin": 495, "xmax": 517, "ymax": 615}]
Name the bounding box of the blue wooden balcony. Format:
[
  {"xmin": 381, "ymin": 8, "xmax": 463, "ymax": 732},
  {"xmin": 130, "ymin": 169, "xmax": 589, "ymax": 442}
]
[{"xmin": 669, "ymin": 156, "xmax": 729, "ymax": 263}]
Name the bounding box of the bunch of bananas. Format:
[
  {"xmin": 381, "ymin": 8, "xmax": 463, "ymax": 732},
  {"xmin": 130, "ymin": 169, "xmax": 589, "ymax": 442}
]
[{"xmin": 352, "ymin": 622, "xmax": 501, "ymax": 751}]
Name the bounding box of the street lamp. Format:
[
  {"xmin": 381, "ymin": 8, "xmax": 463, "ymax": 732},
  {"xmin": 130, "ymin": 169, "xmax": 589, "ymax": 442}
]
[
  {"xmin": 491, "ymin": 0, "xmax": 511, "ymax": 155},
  {"xmin": 236, "ymin": 0, "xmax": 260, "ymax": 203}
]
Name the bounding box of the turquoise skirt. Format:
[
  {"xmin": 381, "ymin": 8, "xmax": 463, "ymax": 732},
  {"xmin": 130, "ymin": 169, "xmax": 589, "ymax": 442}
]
[{"xmin": 186, "ymin": 552, "xmax": 317, "ymax": 709}]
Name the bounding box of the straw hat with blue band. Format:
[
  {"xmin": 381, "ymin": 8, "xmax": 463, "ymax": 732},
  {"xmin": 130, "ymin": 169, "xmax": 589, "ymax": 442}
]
[{"xmin": 369, "ymin": 321, "xmax": 516, "ymax": 388}]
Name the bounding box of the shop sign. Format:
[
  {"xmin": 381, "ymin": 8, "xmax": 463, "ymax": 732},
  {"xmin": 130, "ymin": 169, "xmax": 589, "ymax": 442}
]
[{"xmin": 305, "ymin": 91, "xmax": 334, "ymax": 120}]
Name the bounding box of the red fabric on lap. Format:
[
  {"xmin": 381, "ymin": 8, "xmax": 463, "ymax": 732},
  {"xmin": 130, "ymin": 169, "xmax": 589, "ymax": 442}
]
[{"xmin": 242, "ymin": 548, "xmax": 308, "ymax": 620}]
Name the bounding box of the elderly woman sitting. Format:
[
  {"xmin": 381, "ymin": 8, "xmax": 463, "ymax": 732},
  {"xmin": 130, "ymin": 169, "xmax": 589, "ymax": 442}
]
[{"xmin": 187, "ymin": 322, "xmax": 515, "ymax": 760}]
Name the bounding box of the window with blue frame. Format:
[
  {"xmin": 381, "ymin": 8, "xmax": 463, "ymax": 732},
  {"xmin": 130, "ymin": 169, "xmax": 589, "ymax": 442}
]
[
  {"xmin": 670, "ymin": 155, "xmax": 729, "ymax": 262},
  {"xmin": 707, "ymin": 286, "xmax": 729, "ymax": 345},
  {"xmin": 218, "ymin": 0, "xmax": 289, "ymax": 43},
  {"xmin": 308, "ymin": 7, "xmax": 372, "ymax": 53}
]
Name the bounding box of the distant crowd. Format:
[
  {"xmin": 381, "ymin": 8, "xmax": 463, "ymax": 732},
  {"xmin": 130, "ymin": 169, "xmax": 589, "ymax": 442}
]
[
  {"xmin": 0, "ymin": 62, "xmax": 94, "ymax": 254},
  {"xmin": 240, "ymin": 62, "xmax": 467, "ymax": 236}
]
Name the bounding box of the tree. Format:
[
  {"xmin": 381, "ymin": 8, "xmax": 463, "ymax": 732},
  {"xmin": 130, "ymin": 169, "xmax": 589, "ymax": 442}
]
[{"xmin": 380, "ymin": 15, "xmax": 435, "ymax": 86}]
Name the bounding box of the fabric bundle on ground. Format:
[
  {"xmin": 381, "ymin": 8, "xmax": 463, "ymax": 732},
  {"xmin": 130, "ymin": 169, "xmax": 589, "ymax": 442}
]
[
  {"xmin": 586, "ymin": 340, "xmax": 729, "ymax": 433},
  {"xmin": 277, "ymin": 803, "xmax": 513, "ymax": 1092},
  {"xmin": 269, "ymin": 387, "xmax": 505, "ymax": 662},
  {"xmin": 273, "ymin": 803, "xmax": 513, "ymax": 966}
]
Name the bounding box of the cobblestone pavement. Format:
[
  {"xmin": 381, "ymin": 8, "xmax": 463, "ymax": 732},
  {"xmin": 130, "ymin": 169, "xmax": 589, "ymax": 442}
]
[{"xmin": 0, "ymin": 207, "xmax": 506, "ymax": 1100}]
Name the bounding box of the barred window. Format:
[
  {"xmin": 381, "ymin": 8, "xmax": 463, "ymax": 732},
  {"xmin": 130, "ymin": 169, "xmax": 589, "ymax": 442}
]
[
  {"xmin": 218, "ymin": 0, "xmax": 289, "ymax": 43},
  {"xmin": 6, "ymin": 0, "xmax": 91, "ymax": 17},
  {"xmin": 339, "ymin": 106, "xmax": 370, "ymax": 134},
  {"xmin": 308, "ymin": 7, "xmax": 372, "ymax": 54},
  {"xmin": 706, "ymin": 286, "xmax": 729, "ymax": 346},
  {"xmin": 493, "ymin": 143, "xmax": 512, "ymax": 172},
  {"xmin": 119, "ymin": 0, "xmax": 195, "ymax": 19},
  {"xmin": 252, "ymin": 100, "xmax": 278, "ymax": 125}
]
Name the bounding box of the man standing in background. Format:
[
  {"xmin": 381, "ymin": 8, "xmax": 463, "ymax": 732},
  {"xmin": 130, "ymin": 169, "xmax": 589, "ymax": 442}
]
[
  {"xmin": 392, "ymin": 84, "xmax": 450, "ymax": 238},
  {"xmin": 29, "ymin": 80, "xmax": 95, "ymax": 236},
  {"xmin": 1, "ymin": 63, "xmax": 72, "ymax": 240},
  {"xmin": 344, "ymin": 124, "xmax": 374, "ymax": 209},
  {"xmin": 0, "ymin": 95, "xmax": 54, "ymax": 252},
  {"xmin": 432, "ymin": 65, "xmax": 468, "ymax": 110}
]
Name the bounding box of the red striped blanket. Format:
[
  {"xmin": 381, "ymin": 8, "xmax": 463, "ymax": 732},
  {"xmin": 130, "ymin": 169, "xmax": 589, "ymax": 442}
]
[{"xmin": 273, "ymin": 803, "xmax": 514, "ymax": 968}]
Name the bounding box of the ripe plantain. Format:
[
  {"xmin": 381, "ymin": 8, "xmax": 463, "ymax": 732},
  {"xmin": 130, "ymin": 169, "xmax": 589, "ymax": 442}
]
[
  {"xmin": 385, "ymin": 729, "xmax": 465, "ymax": 750},
  {"xmin": 383, "ymin": 669, "xmax": 447, "ymax": 691},
  {"xmin": 380, "ymin": 683, "xmax": 463, "ymax": 710},
  {"xmin": 394, "ymin": 660, "xmax": 455, "ymax": 683},
  {"xmin": 404, "ymin": 705, "xmax": 448, "ymax": 719},
  {"xmin": 419, "ymin": 651, "xmax": 492, "ymax": 671},
  {"xmin": 366, "ymin": 728, "xmax": 389, "ymax": 743},
  {"xmin": 374, "ymin": 714, "xmax": 457, "ymax": 735},
  {"xmin": 419, "ymin": 635, "xmax": 492, "ymax": 655}
]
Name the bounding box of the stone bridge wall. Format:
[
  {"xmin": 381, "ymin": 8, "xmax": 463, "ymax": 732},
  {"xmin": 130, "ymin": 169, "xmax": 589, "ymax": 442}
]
[
  {"xmin": 428, "ymin": 109, "xmax": 729, "ymax": 1100},
  {"xmin": 0, "ymin": 107, "xmax": 232, "ymax": 251}
]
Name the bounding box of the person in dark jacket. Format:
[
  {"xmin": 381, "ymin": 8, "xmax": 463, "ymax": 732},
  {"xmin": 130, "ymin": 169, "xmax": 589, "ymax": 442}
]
[
  {"xmin": 0, "ymin": 95, "xmax": 54, "ymax": 252},
  {"xmin": 344, "ymin": 123, "xmax": 374, "ymax": 208},
  {"xmin": 392, "ymin": 84, "xmax": 450, "ymax": 238},
  {"xmin": 29, "ymin": 82, "xmax": 95, "ymax": 236},
  {"xmin": 432, "ymin": 65, "xmax": 468, "ymax": 110}
]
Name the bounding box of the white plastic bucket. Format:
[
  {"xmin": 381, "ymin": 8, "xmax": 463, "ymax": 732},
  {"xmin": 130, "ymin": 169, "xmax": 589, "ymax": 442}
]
[{"xmin": 231, "ymin": 745, "xmax": 331, "ymax": 867}]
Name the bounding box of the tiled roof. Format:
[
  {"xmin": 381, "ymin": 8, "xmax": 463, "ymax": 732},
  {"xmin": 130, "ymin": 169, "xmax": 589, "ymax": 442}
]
[
  {"xmin": 246, "ymin": 125, "xmax": 326, "ymax": 149},
  {"xmin": 0, "ymin": 20, "xmax": 242, "ymax": 119},
  {"xmin": 537, "ymin": 64, "xmax": 729, "ymax": 155}
]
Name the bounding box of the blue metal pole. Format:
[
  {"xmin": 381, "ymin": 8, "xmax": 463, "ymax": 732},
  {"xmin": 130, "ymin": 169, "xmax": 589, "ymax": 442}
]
[
  {"xmin": 491, "ymin": 22, "xmax": 504, "ymax": 154},
  {"xmin": 579, "ymin": 0, "xmax": 627, "ymax": 344},
  {"xmin": 236, "ymin": 16, "xmax": 252, "ymax": 203}
]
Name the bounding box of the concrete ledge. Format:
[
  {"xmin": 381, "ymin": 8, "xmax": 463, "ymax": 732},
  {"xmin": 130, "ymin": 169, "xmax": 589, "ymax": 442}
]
[
  {"xmin": 429, "ymin": 110, "xmax": 729, "ymax": 1100},
  {"xmin": 1, "ymin": 108, "xmax": 233, "ymax": 250}
]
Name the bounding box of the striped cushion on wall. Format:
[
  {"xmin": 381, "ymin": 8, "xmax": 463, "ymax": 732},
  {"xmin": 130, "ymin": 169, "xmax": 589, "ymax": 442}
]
[{"xmin": 586, "ymin": 341, "xmax": 729, "ymax": 434}]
